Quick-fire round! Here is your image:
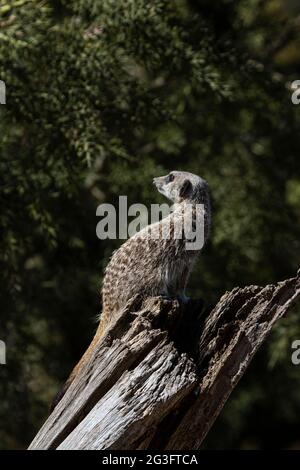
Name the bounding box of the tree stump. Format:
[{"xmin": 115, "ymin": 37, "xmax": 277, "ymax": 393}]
[{"xmin": 29, "ymin": 271, "xmax": 300, "ymax": 450}]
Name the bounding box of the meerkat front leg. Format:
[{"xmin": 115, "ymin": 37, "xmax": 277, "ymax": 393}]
[{"xmin": 177, "ymin": 265, "xmax": 191, "ymax": 304}]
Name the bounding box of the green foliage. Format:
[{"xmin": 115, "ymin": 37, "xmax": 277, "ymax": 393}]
[{"xmin": 0, "ymin": 0, "xmax": 300, "ymax": 449}]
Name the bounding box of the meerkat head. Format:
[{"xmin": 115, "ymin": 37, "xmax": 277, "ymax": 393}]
[{"xmin": 153, "ymin": 171, "xmax": 208, "ymax": 203}]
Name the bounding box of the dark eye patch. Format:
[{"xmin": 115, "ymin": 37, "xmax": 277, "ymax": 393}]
[{"xmin": 166, "ymin": 173, "xmax": 175, "ymax": 183}]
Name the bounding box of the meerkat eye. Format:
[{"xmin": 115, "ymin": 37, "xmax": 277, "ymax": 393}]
[{"xmin": 167, "ymin": 173, "xmax": 175, "ymax": 183}]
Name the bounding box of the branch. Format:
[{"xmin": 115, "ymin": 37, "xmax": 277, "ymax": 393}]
[{"xmin": 29, "ymin": 271, "xmax": 300, "ymax": 450}]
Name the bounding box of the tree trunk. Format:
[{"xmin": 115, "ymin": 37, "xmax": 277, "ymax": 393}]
[{"xmin": 29, "ymin": 271, "xmax": 300, "ymax": 450}]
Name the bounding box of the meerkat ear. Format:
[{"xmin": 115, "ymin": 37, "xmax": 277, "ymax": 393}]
[{"xmin": 179, "ymin": 179, "xmax": 192, "ymax": 198}]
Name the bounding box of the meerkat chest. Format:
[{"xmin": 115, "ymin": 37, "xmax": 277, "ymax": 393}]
[{"xmin": 161, "ymin": 252, "xmax": 191, "ymax": 295}]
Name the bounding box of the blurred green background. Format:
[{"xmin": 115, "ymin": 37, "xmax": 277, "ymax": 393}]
[{"xmin": 0, "ymin": 0, "xmax": 300, "ymax": 449}]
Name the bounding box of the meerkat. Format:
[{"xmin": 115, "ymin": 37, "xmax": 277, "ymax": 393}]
[{"xmin": 51, "ymin": 171, "xmax": 211, "ymax": 409}]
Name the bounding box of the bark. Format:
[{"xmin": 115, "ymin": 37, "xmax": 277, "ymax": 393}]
[{"xmin": 29, "ymin": 271, "xmax": 300, "ymax": 450}]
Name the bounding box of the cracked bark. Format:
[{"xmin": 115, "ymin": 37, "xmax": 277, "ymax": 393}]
[{"xmin": 28, "ymin": 271, "xmax": 300, "ymax": 450}]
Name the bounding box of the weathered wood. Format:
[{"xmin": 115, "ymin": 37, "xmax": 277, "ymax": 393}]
[
  {"xmin": 29, "ymin": 271, "xmax": 300, "ymax": 450},
  {"xmin": 29, "ymin": 297, "xmax": 196, "ymax": 450},
  {"xmin": 164, "ymin": 276, "xmax": 300, "ymax": 449}
]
